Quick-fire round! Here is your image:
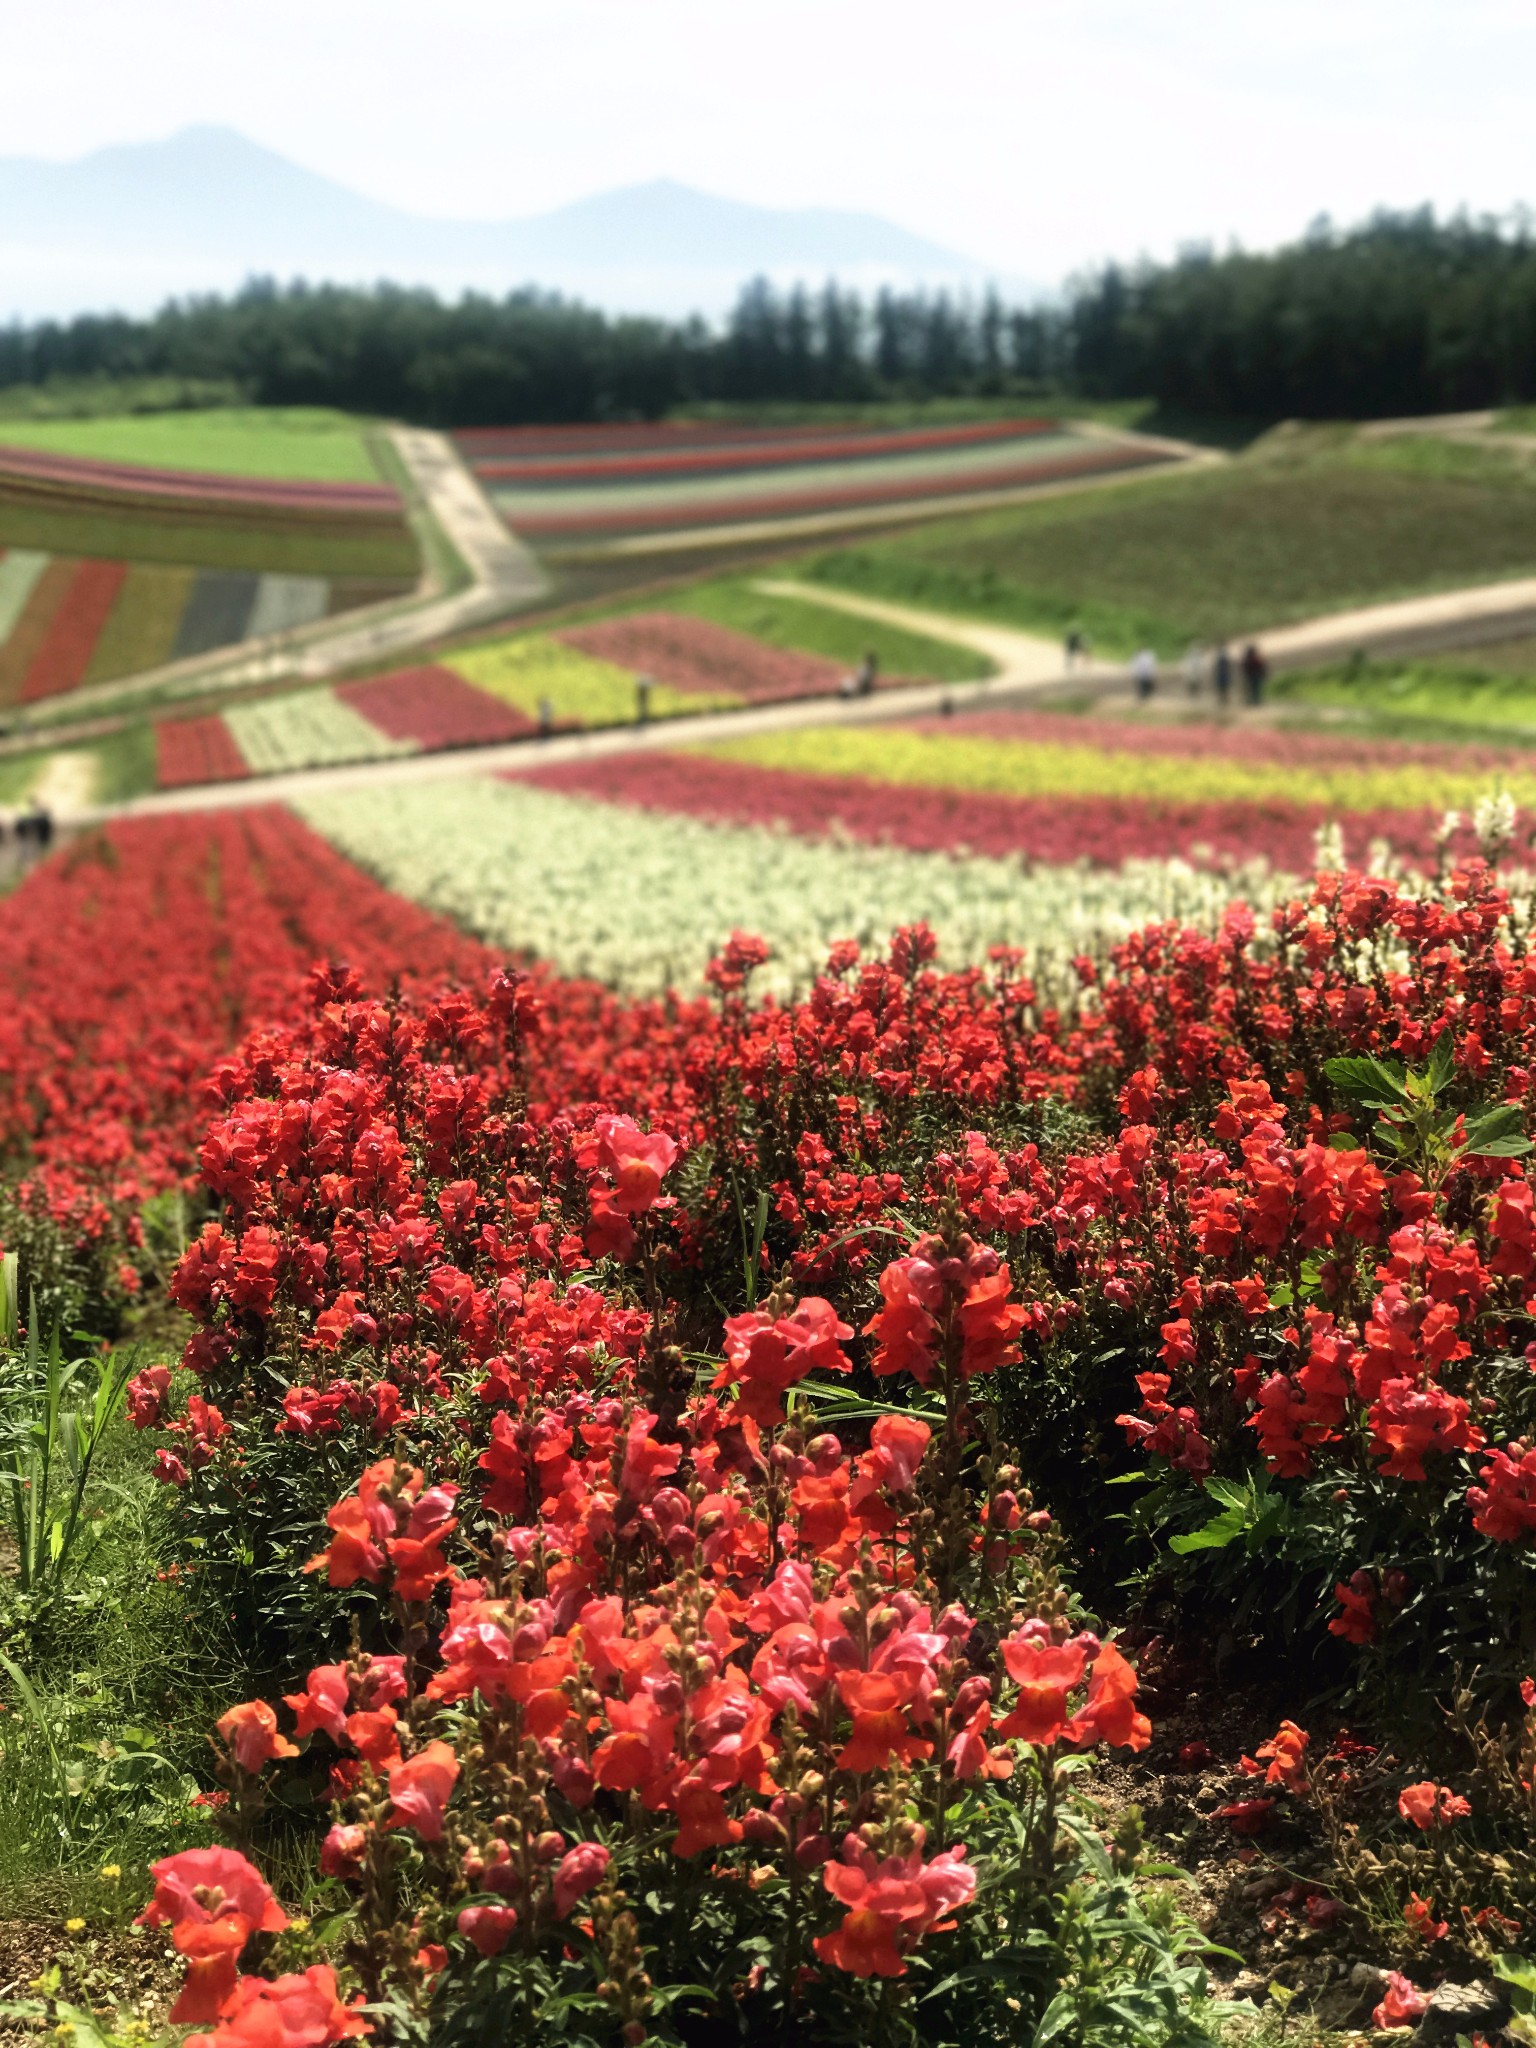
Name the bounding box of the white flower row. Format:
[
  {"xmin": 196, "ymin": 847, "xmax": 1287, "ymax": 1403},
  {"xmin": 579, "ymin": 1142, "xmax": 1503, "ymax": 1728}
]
[
  {"xmin": 225, "ymin": 692, "xmax": 416, "ymax": 776},
  {"xmin": 295, "ymin": 777, "xmax": 1300, "ymax": 1006}
]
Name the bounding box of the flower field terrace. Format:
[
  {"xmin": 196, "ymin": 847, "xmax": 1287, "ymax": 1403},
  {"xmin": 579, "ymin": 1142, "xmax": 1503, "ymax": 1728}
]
[
  {"xmin": 9, "ymin": 798, "xmax": 1536, "ymax": 2041},
  {"xmin": 556, "ymin": 611, "xmax": 853, "ymax": 702},
  {"xmin": 148, "ymin": 640, "xmax": 722, "ymax": 789},
  {"xmin": 463, "ymin": 415, "xmax": 1173, "ymax": 544}
]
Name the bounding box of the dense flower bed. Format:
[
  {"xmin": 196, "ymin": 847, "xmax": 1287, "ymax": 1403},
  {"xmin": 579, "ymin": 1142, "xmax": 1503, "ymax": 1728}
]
[
  {"xmin": 558, "ymin": 613, "xmax": 850, "ymax": 702},
  {"xmin": 156, "ymin": 715, "xmax": 253, "ymax": 790},
  {"xmin": 336, "ymin": 667, "xmax": 536, "ymax": 749},
  {"xmin": 127, "ymin": 852, "xmax": 1536, "ymax": 2043},
  {"xmin": 224, "ymin": 691, "xmax": 418, "ymax": 776},
  {"xmin": 19, "ymin": 557, "xmax": 128, "ymax": 702},
  {"xmin": 0, "ymin": 811, "xmax": 488, "ymax": 1321},
  {"xmin": 464, "ymin": 416, "xmax": 1055, "ymax": 482},
  {"xmin": 449, "ymin": 634, "xmax": 728, "ymax": 727}
]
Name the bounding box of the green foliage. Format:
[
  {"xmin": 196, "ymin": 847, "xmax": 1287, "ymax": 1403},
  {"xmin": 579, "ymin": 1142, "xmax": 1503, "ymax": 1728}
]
[
  {"xmin": 1069, "ymin": 208, "xmax": 1536, "ymax": 418},
  {"xmin": 1325, "ymin": 1034, "xmax": 1534, "ymax": 1173},
  {"xmin": 0, "ymin": 373, "xmax": 247, "ymax": 420},
  {"xmin": 0, "ymin": 1265, "xmax": 137, "ymax": 1600},
  {"xmin": 90, "ymin": 723, "xmax": 158, "ymax": 804},
  {"xmin": 1273, "ymin": 648, "xmax": 1536, "ymax": 740},
  {"xmin": 423, "ymin": 1766, "xmax": 1228, "ymax": 2048}
]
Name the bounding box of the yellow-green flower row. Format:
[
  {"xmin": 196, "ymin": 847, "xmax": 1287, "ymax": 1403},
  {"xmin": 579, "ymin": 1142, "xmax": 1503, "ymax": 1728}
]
[
  {"xmin": 449, "ymin": 635, "xmax": 738, "ymax": 726},
  {"xmin": 698, "ymin": 727, "xmax": 1536, "ymax": 815}
]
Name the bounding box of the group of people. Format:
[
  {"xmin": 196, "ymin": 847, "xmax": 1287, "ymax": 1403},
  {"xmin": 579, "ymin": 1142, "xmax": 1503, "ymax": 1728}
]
[{"xmin": 1067, "ymin": 632, "xmax": 1268, "ymax": 708}]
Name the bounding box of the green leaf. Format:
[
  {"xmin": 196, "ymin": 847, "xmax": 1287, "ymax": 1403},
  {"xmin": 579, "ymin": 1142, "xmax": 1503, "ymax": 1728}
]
[
  {"xmin": 1324, "ymin": 1053, "xmax": 1409, "ymax": 1104},
  {"xmin": 1426, "ymin": 1029, "xmax": 1456, "ymax": 1095},
  {"xmin": 1459, "ymin": 1102, "xmax": 1535, "ymax": 1157},
  {"xmin": 1495, "ymin": 1951, "xmax": 1536, "ymax": 2010},
  {"xmin": 1168, "ymin": 1513, "xmax": 1244, "ymax": 1554}
]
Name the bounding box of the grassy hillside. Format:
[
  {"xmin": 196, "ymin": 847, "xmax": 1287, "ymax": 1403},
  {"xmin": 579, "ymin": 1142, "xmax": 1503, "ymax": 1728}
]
[
  {"xmin": 0, "ymin": 500, "xmax": 417, "ymax": 579},
  {"xmin": 664, "ymin": 576, "xmax": 991, "ymax": 681},
  {"xmin": 798, "ymin": 434, "xmax": 1536, "ymax": 655},
  {"xmin": 1272, "ymin": 644, "xmax": 1536, "ymax": 740},
  {"xmin": 0, "ymin": 407, "xmax": 381, "ymax": 483}
]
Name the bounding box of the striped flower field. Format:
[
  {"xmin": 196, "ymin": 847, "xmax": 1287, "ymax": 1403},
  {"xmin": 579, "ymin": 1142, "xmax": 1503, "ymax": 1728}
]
[
  {"xmin": 295, "ymin": 774, "xmax": 1293, "ymax": 1005},
  {"xmin": 0, "ymin": 545, "xmax": 402, "ymax": 706},
  {"xmin": 503, "ymin": 710, "xmax": 1535, "ymax": 872},
  {"xmin": 459, "ymin": 416, "xmax": 1173, "ymax": 546}
]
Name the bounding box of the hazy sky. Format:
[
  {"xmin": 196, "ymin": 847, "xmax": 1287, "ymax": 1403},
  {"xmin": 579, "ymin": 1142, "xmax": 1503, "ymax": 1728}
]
[{"xmin": 5, "ymin": 0, "xmax": 1531, "ymax": 280}]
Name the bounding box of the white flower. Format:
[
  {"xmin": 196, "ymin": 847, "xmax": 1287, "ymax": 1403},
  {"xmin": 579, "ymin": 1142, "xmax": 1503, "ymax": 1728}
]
[{"xmin": 296, "ymin": 778, "xmax": 1301, "ymax": 1008}]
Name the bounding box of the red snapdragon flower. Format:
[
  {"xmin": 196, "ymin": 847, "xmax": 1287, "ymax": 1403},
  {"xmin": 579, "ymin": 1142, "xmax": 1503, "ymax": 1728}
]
[{"xmin": 1397, "ymin": 1782, "xmax": 1471, "ymax": 1830}]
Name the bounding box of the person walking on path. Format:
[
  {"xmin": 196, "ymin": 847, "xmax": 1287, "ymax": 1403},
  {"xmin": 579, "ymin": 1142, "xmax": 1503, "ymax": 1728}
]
[
  {"xmin": 1213, "ymin": 644, "xmax": 1233, "ymax": 708},
  {"xmin": 1241, "ymin": 642, "xmax": 1268, "ymax": 707},
  {"xmin": 855, "ymin": 650, "xmax": 878, "ymax": 697},
  {"xmin": 1064, "ymin": 627, "xmax": 1085, "ymax": 673},
  {"xmin": 1183, "ymin": 643, "xmax": 1206, "ymax": 697},
  {"xmin": 1131, "ymin": 647, "xmax": 1158, "ymax": 702},
  {"xmin": 635, "ymin": 674, "xmax": 653, "ymax": 724}
]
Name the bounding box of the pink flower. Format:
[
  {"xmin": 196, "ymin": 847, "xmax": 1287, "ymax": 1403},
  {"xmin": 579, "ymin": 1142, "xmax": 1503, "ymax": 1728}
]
[
  {"xmin": 138, "ymin": 1847, "xmax": 288, "ymax": 1934},
  {"xmin": 593, "ymin": 1114, "xmax": 678, "ymax": 1214},
  {"xmin": 553, "ymin": 1841, "xmax": 611, "ymax": 1917},
  {"xmin": 457, "ymin": 1904, "xmax": 518, "ymax": 1957},
  {"xmin": 283, "ymin": 1665, "xmax": 349, "ymax": 1743},
  {"xmin": 1372, "ymin": 1971, "xmax": 1428, "ymax": 2029},
  {"xmin": 387, "ymin": 1741, "xmax": 460, "ymax": 1841}
]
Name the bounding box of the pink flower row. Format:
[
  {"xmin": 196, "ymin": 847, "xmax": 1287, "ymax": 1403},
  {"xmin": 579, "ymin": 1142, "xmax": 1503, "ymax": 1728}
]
[
  {"xmin": 510, "ymin": 750, "xmax": 1460, "ymax": 870},
  {"xmin": 558, "ymin": 612, "xmax": 852, "ymax": 702}
]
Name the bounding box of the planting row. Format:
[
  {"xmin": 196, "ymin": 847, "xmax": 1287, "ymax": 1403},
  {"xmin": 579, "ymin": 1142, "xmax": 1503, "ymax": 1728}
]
[
  {"xmin": 487, "ymin": 435, "xmax": 1170, "ymax": 541},
  {"xmin": 0, "ymin": 544, "xmax": 405, "ymax": 705},
  {"xmin": 459, "ymin": 414, "xmax": 1056, "ymax": 479},
  {"xmin": 296, "ymin": 774, "xmax": 1298, "ymax": 1001},
  {"xmin": 514, "ymin": 703, "xmax": 1534, "ymax": 871}
]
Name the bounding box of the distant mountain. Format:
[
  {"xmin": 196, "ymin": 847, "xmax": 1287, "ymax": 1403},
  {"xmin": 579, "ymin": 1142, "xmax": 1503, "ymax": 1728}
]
[{"xmin": 0, "ymin": 126, "xmax": 1009, "ymax": 322}]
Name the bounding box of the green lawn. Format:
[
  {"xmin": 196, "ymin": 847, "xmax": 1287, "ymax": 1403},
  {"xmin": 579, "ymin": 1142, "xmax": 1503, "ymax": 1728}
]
[
  {"xmin": 667, "ymin": 576, "xmax": 992, "ymax": 681},
  {"xmin": 797, "ymin": 436, "xmax": 1536, "ymax": 656},
  {"xmin": 1273, "ymin": 647, "xmax": 1536, "ymax": 740},
  {"xmin": 0, "ymin": 407, "xmax": 381, "ymax": 484}
]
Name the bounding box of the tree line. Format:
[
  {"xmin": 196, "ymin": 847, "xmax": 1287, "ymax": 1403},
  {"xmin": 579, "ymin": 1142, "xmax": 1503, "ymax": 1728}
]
[{"xmin": 2, "ymin": 209, "xmax": 1535, "ymax": 423}]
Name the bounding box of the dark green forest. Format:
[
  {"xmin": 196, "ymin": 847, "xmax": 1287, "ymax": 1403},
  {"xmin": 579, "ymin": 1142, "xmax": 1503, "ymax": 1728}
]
[{"xmin": 3, "ymin": 208, "xmax": 1535, "ymax": 424}]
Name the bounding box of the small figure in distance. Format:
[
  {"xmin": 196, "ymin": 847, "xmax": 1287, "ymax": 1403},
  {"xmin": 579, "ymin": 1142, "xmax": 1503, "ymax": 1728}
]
[
  {"xmin": 635, "ymin": 673, "xmax": 653, "ymax": 725},
  {"xmin": 537, "ymin": 695, "xmax": 555, "ymax": 739},
  {"xmin": 855, "ymin": 649, "xmax": 878, "ymax": 698},
  {"xmin": 1064, "ymin": 626, "xmax": 1084, "ymax": 673},
  {"xmin": 1131, "ymin": 647, "xmax": 1158, "ymax": 702},
  {"xmin": 1183, "ymin": 642, "xmax": 1205, "ymax": 698},
  {"xmin": 34, "ymin": 803, "xmax": 52, "ymax": 850},
  {"xmin": 1241, "ymin": 641, "xmax": 1268, "ymax": 707},
  {"xmin": 839, "ymin": 667, "xmax": 858, "ymax": 699},
  {"xmin": 1213, "ymin": 642, "xmax": 1233, "ymax": 709}
]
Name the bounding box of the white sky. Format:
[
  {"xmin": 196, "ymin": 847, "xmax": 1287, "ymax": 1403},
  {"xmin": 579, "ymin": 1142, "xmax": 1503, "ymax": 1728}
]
[{"xmin": 3, "ymin": 0, "xmax": 1532, "ymax": 281}]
